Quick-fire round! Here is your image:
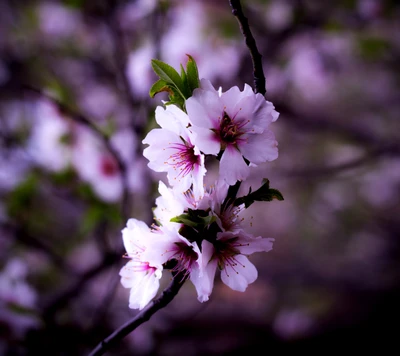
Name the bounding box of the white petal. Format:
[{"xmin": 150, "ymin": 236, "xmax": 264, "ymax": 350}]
[
  {"xmin": 190, "ymin": 240, "xmax": 217, "ymax": 303},
  {"xmin": 220, "ymin": 85, "xmax": 242, "ymax": 116},
  {"xmin": 219, "ymin": 145, "xmax": 249, "ymax": 185},
  {"xmin": 237, "ymin": 236, "xmax": 274, "ymax": 255},
  {"xmin": 119, "ymin": 261, "xmax": 138, "ymax": 288},
  {"xmin": 128, "ymin": 270, "xmax": 160, "ymax": 310},
  {"xmin": 154, "ymin": 105, "xmax": 187, "ymax": 135},
  {"xmin": 200, "ymin": 78, "xmax": 216, "ymax": 91},
  {"xmin": 186, "ymin": 89, "xmax": 222, "ymax": 129},
  {"xmin": 239, "ymin": 130, "xmax": 278, "ymax": 164},
  {"xmin": 122, "ymin": 219, "xmax": 150, "ymax": 255},
  {"xmin": 191, "ymin": 154, "xmax": 207, "ymax": 200},
  {"xmin": 143, "ymin": 130, "xmax": 182, "ymax": 172},
  {"xmin": 220, "ymin": 255, "xmax": 257, "ymax": 292},
  {"xmin": 190, "ymin": 126, "xmax": 220, "ymax": 155}
]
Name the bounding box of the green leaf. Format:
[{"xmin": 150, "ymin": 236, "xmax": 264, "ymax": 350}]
[
  {"xmin": 170, "ymin": 213, "xmax": 199, "ymax": 228},
  {"xmin": 149, "ymin": 79, "xmax": 172, "ymax": 98},
  {"xmin": 170, "ymin": 209, "xmax": 216, "ymax": 229},
  {"xmin": 7, "ymin": 302, "xmax": 38, "ymax": 316},
  {"xmin": 180, "ymin": 63, "xmax": 187, "ymax": 84},
  {"xmin": 358, "ymin": 37, "xmax": 390, "ymax": 60},
  {"xmin": 63, "ymin": 0, "xmax": 85, "ymax": 9},
  {"xmin": 200, "ymin": 214, "xmax": 217, "ymax": 226},
  {"xmin": 6, "ymin": 174, "xmax": 38, "ymax": 217},
  {"xmin": 234, "ymin": 179, "xmax": 284, "ymax": 208},
  {"xmin": 221, "ymin": 180, "xmax": 241, "ymax": 212},
  {"xmin": 151, "ymin": 59, "xmax": 186, "ymax": 99},
  {"xmin": 186, "ymin": 54, "xmax": 200, "ymax": 92},
  {"xmin": 165, "ymin": 86, "xmax": 185, "ymax": 109},
  {"xmin": 180, "ymin": 64, "xmax": 191, "ymax": 98}
]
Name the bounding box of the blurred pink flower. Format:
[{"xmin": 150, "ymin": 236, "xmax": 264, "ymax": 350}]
[
  {"xmin": 28, "ymin": 100, "xmax": 74, "ymax": 172},
  {"xmin": 0, "ymin": 259, "xmax": 40, "ymax": 337},
  {"xmin": 160, "ymin": 1, "xmax": 242, "ymax": 82},
  {"xmin": 73, "ymin": 128, "xmax": 147, "ymax": 202}
]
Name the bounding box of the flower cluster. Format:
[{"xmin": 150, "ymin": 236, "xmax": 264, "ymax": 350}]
[{"xmin": 120, "ymin": 56, "xmax": 283, "ymax": 309}]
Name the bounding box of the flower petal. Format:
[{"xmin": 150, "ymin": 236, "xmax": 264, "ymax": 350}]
[
  {"xmin": 220, "ymin": 255, "xmax": 257, "ymax": 292},
  {"xmin": 186, "ymin": 88, "xmax": 222, "ymax": 129},
  {"xmin": 220, "ymin": 145, "xmax": 249, "ymax": 185},
  {"xmin": 154, "ymin": 105, "xmax": 190, "ymax": 136},
  {"xmin": 190, "ymin": 240, "xmax": 217, "ymax": 303},
  {"xmin": 128, "ymin": 270, "xmax": 160, "ymax": 310},
  {"xmin": 237, "ymin": 236, "xmax": 274, "ymax": 255},
  {"xmin": 190, "ymin": 126, "xmax": 220, "ymax": 155},
  {"xmin": 239, "ymin": 130, "xmax": 278, "ymax": 164}
]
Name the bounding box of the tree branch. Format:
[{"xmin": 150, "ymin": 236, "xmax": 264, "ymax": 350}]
[
  {"xmin": 229, "ymin": 0, "xmax": 266, "ymax": 95},
  {"xmin": 88, "ymin": 271, "xmax": 188, "ymax": 356}
]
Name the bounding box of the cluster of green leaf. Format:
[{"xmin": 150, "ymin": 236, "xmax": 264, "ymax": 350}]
[
  {"xmin": 234, "ymin": 179, "xmax": 284, "ymax": 208},
  {"xmin": 149, "ymin": 54, "xmax": 200, "ymax": 110},
  {"xmin": 171, "ymin": 208, "xmax": 221, "ymax": 246},
  {"xmin": 167, "ymin": 179, "xmax": 283, "ymax": 247}
]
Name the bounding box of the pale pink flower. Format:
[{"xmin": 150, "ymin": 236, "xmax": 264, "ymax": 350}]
[
  {"xmin": 153, "ymin": 181, "xmax": 187, "ymax": 227},
  {"xmin": 203, "ymin": 230, "xmax": 274, "ymax": 292},
  {"xmin": 143, "ymin": 225, "xmax": 212, "ymax": 303},
  {"xmin": 186, "ymin": 79, "xmax": 279, "ymax": 185},
  {"xmin": 119, "ymin": 219, "xmax": 163, "ymax": 310},
  {"xmin": 143, "ymin": 105, "xmax": 206, "ymax": 199},
  {"xmin": 120, "ymin": 216, "xmax": 213, "ymax": 305}
]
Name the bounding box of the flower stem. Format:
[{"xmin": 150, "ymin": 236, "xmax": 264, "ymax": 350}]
[
  {"xmin": 229, "ymin": 0, "xmax": 266, "ymax": 95},
  {"xmin": 87, "ymin": 271, "xmax": 188, "ymax": 356}
]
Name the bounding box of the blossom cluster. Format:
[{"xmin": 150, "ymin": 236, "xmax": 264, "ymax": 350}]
[{"xmin": 120, "ymin": 56, "xmax": 282, "ymax": 310}]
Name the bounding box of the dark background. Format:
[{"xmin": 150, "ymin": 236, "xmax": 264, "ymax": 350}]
[{"xmin": 0, "ymin": 0, "xmax": 399, "ymax": 354}]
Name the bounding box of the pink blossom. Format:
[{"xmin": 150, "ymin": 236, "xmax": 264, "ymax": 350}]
[
  {"xmin": 205, "ymin": 230, "xmax": 274, "ymax": 292},
  {"xmin": 186, "ymin": 79, "xmax": 279, "ymax": 185},
  {"xmin": 119, "ymin": 219, "xmax": 163, "ymax": 310},
  {"xmin": 143, "ymin": 105, "xmax": 206, "ymax": 199},
  {"xmin": 143, "ymin": 225, "xmax": 211, "ymax": 303}
]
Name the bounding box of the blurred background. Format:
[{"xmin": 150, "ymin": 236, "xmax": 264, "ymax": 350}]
[{"xmin": 1, "ymin": 0, "xmax": 399, "ymax": 354}]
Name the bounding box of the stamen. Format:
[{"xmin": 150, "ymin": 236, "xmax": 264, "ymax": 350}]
[{"xmin": 167, "ymin": 142, "xmax": 199, "ymax": 178}]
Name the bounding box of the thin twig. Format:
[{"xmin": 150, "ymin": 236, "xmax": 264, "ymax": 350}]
[
  {"xmin": 88, "ymin": 271, "xmax": 188, "ymax": 356},
  {"xmin": 276, "ymin": 100, "xmax": 400, "ymax": 151},
  {"xmin": 105, "ymin": 0, "xmax": 146, "ymax": 140},
  {"xmin": 229, "ymin": 0, "xmax": 266, "ymax": 95},
  {"xmin": 87, "ymin": 268, "xmax": 121, "ymax": 330},
  {"xmin": 23, "ymin": 85, "xmax": 131, "ymax": 221},
  {"xmin": 281, "ymin": 145, "xmax": 400, "ymax": 180},
  {"xmin": 0, "ymin": 222, "xmax": 75, "ymax": 274},
  {"xmin": 42, "ymin": 251, "xmax": 121, "ymax": 320}
]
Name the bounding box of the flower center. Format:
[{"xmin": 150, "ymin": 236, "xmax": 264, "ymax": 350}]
[
  {"xmin": 100, "ymin": 156, "xmax": 118, "ymax": 177},
  {"xmin": 218, "ymin": 111, "xmax": 247, "ymax": 146},
  {"xmin": 168, "ymin": 141, "xmax": 199, "ymax": 177},
  {"xmin": 213, "ymin": 238, "xmax": 241, "ymax": 271},
  {"xmin": 172, "ymin": 242, "xmax": 198, "ymax": 273}
]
